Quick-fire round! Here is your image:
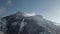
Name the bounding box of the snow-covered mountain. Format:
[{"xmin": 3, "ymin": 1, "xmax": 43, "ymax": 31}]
[{"xmin": 0, "ymin": 11, "xmax": 60, "ymax": 34}]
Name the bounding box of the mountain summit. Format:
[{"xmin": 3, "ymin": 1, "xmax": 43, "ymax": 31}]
[{"xmin": 0, "ymin": 11, "xmax": 60, "ymax": 34}]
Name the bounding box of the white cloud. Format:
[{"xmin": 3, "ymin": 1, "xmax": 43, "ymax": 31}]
[
  {"xmin": 24, "ymin": 13, "xmax": 36, "ymax": 17},
  {"xmin": 7, "ymin": 0, "xmax": 12, "ymax": 5},
  {"xmin": 0, "ymin": 7, "xmax": 6, "ymax": 14}
]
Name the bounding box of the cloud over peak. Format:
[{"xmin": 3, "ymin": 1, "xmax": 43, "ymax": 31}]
[{"xmin": 24, "ymin": 13, "xmax": 36, "ymax": 17}]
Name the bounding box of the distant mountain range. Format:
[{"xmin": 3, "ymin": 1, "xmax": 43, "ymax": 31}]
[{"xmin": 0, "ymin": 11, "xmax": 60, "ymax": 34}]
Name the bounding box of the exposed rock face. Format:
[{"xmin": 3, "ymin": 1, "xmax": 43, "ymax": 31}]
[{"xmin": 0, "ymin": 11, "xmax": 60, "ymax": 34}]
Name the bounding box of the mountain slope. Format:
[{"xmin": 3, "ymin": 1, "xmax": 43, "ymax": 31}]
[{"xmin": 0, "ymin": 11, "xmax": 60, "ymax": 34}]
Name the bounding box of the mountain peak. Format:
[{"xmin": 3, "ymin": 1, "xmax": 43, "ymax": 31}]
[
  {"xmin": 0, "ymin": 11, "xmax": 60, "ymax": 34},
  {"xmin": 16, "ymin": 11, "xmax": 24, "ymax": 15}
]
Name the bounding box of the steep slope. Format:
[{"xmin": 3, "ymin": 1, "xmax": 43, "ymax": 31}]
[
  {"xmin": 31, "ymin": 15, "xmax": 60, "ymax": 33},
  {"xmin": 0, "ymin": 11, "xmax": 60, "ymax": 34}
]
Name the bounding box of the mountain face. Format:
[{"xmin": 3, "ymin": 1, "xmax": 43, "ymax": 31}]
[{"xmin": 0, "ymin": 11, "xmax": 60, "ymax": 34}]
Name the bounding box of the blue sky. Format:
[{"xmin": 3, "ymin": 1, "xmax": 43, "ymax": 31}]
[{"xmin": 0, "ymin": 0, "xmax": 60, "ymax": 24}]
